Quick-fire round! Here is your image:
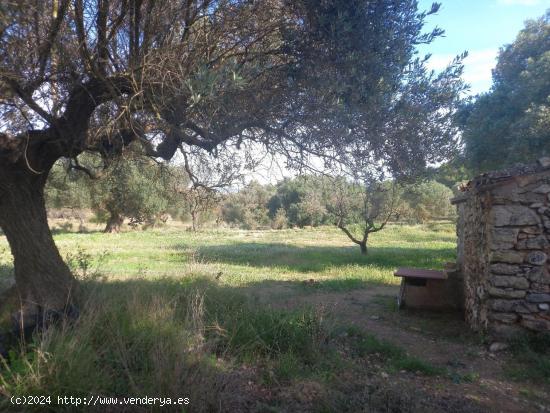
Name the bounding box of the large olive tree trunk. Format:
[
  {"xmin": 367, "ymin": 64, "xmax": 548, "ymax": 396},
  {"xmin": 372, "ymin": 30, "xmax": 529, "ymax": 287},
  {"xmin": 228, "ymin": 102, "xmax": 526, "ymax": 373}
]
[
  {"xmin": 104, "ymin": 211, "xmax": 123, "ymax": 233},
  {"xmin": 0, "ymin": 162, "xmax": 76, "ymax": 316}
]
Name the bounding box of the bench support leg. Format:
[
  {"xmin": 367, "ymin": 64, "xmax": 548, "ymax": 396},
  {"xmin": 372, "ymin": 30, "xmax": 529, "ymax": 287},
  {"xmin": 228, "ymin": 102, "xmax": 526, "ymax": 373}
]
[{"xmin": 397, "ymin": 279, "xmax": 405, "ymax": 310}]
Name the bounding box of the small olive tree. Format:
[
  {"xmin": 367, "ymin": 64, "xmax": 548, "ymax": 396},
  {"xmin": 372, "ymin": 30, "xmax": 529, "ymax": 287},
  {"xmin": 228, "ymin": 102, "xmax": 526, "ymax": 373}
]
[
  {"xmin": 328, "ymin": 178, "xmax": 399, "ymax": 254},
  {"xmin": 88, "ymin": 155, "xmax": 171, "ymax": 233}
]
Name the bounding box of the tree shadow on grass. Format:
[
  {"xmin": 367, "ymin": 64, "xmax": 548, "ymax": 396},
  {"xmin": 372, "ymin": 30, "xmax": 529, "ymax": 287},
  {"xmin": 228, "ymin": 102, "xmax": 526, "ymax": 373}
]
[
  {"xmin": 194, "ymin": 243, "xmax": 456, "ymax": 273},
  {"xmin": 80, "ymin": 276, "xmax": 466, "ymax": 346},
  {"xmin": 0, "ymin": 264, "xmax": 13, "ymax": 281},
  {"xmin": 50, "ymin": 227, "xmax": 104, "ymax": 235}
]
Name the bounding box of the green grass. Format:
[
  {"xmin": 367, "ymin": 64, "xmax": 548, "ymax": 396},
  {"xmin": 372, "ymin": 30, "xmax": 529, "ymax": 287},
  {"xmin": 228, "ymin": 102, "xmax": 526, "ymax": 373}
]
[
  {"xmin": 0, "ymin": 277, "xmax": 339, "ymax": 411},
  {"xmin": 0, "ymin": 223, "xmax": 457, "ymax": 411},
  {"xmin": 345, "ymin": 326, "xmax": 444, "ymax": 376},
  {"xmin": 0, "ymin": 222, "xmax": 457, "ymax": 290},
  {"xmin": 506, "ymin": 332, "xmax": 550, "ymax": 383}
]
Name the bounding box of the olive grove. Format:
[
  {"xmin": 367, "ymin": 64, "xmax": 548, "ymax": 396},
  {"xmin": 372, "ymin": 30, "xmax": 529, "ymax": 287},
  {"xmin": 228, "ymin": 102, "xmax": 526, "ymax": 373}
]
[{"xmin": 0, "ymin": 0, "xmax": 463, "ymax": 319}]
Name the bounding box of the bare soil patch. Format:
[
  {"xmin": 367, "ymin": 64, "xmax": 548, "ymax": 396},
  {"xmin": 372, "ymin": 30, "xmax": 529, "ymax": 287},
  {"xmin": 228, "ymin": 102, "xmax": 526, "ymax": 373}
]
[{"xmin": 248, "ymin": 283, "xmax": 550, "ymax": 413}]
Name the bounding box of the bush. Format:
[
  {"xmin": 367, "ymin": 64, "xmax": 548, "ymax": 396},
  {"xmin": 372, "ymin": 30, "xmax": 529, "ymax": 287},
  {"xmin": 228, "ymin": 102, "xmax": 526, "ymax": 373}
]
[
  {"xmin": 398, "ymin": 181, "xmax": 456, "ymax": 223},
  {"xmin": 221, "ymin": 181, "xmax": 273, "ymax": 229},
  {"xmin": 271, "ymin": 208, "xmax": 288, "ymax": 229}
]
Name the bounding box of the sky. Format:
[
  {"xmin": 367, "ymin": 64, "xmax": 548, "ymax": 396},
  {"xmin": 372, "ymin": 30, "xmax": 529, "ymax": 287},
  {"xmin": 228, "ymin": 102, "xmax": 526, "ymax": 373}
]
[
  {"xmin": 248, "ymin": 0, "xmax": 550, "ymax": 184},
  {"xmin": 418, "ymin": 0, "xmax": 550, "ymax": 95}
]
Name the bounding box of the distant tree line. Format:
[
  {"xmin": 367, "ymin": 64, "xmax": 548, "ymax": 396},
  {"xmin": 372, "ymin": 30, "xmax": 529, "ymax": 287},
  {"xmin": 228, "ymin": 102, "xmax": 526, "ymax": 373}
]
[
  {"xmin": 45, "ymin": 159, "xmax": 457, "ymax": 233},
  {"xmin": 220, "ymin": 176, "xmax": 456, "ymax": 231}
]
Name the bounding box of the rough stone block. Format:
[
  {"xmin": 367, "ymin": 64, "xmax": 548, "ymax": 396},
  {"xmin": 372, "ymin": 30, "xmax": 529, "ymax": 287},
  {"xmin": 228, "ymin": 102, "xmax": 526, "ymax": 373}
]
[
  {"xmin": 488, "ymin": 287, "xmax": 526, "ymax": 299},
  {"xmin": 517, "ymin": 235, "xmax": 549, "ymax": 250},
  {"xmin": 491, "ymin": 185, "xmax": 520, "ymax": 203},
  {"xmin": 490, "ymin": 228, "xmax": 519, "ymax": 250},
  {"xmin": 490, "ymin": 250, "xmax": 524, "ymax": 264},
  {"xmin": 526, "ymin": 266, "xmax": 550, "ymax": 283},
  {"xmin": 488, "ymin": 323, "xmax": 523, "ymax": 339},
  {"xmin": 518, "ymin": 193, "xmax": 547, "ymax": 204},
  {"xmin": 520, "ymin": 315, "xmax": 550, "ymax": 332},
  {"xmin": 525, "ymin": 251, "xmax": 548, "ymax": 266},
  {"xmin": 489, "ymin": 312, "xmax": 518, "ymax": 324},
  {"xmin": 513, "ymin": 302, "xmax": 539, "ymax": 313},
  {"xmin": 529, "ymin": 283, "xmax": 550, "ymax": 293},
  {"xmin": 526, "ymin": 293, "xmax": 550, "ymax": 303},
  {"xmin": 492, "ymin": 205, "xmax": 540, "ymax": 227},
  {"xmin": 539, "ymin": 303, "xmax": 549, "ymax": 311},
  {"xmin": 491, "ymin": 263, "xmax": 521, "ymax": 275},
  {"xmin": 490, "ymin": 275, "xmax": 529, "ymax": 289},
  {"xmin": 519, "ymin": 226, "xmax": 543, "ymax": 235},
  {"xmin": 538, "ymin": 157, "xmax": 550, "ymax": 168},
  {"xmin": 534, "ymin": 184, "xmax": 550, "ymax": 194},
  {"xmin": 489, "ymin": 299, "xmax": 521, "ymax": 312}
]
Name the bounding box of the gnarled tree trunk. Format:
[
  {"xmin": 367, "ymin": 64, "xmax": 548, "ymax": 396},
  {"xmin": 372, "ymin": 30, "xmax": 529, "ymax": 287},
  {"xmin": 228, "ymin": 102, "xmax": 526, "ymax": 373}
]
[
  {"xmin": 359, "ymin": 240, "xmax": 368, "ymax": 255},
  {"xmin": 104, "ymin": 211, "xmax": 123, "ymax": 233},
  {"xmin": 337, "ymin": 223, "xmax": 370, "ymax": 255},
  {"xmin": 190, "ymin": 209, "xmax": 198, "ymax": 232},
  {"xmin": 0, "ymin": 162, "xmax": 76, "ymax": 316}
]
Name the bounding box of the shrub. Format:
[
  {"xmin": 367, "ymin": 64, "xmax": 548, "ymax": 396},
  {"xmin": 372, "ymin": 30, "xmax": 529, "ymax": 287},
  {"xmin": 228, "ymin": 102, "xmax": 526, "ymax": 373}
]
[
  {"xmin": 398, "ymin": 181, "xmax": 456, "ymax": 223},
  {"xmin": 271, "ymin": 208, "xmax": 288, "ymax": 229}
]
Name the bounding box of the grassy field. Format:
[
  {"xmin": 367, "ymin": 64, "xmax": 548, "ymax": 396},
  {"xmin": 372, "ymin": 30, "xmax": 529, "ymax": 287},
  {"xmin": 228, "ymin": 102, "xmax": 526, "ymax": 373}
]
[
  {"xmin": 0, "ymin": 222, "xmax": 548, "ymax": 412},
  {"xmin": 1, "ymin": 221, "xmax": 457, "ymax": 289}
]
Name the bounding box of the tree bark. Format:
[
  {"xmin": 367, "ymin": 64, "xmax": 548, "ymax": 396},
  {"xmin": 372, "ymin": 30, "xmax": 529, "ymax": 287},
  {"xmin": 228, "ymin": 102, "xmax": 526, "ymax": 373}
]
[
  {"xmin": 0, "ymin": 162, "xmax": 76, "ymax": 315},
  {"xmin": 337, "ymin": 223, "xmax": 369, "ymax": 255},
  {"xmin": 104, "ymin": 211, "xmax": 123, "ymax": 233},
  {"xmin": 191, "ymin": 210, "xmax": 198, "ymax": 232}
]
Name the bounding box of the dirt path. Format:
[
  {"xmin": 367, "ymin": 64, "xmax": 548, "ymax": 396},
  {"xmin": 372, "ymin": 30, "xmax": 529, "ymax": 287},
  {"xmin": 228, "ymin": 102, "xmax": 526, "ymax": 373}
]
[{"xmin": 248, "ymin": 284, "xmax": 550, "ymax": 413}]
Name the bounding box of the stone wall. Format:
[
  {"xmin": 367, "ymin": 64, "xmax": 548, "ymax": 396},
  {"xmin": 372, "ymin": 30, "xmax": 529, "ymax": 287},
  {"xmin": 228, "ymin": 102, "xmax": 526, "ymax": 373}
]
[
  {"xmin": 453, "ymin": 157, "xmax": 550, "ymax": 338},
  {"xmin": 455, "ymin": 191, "xmax": 491, "ymax": 331}
]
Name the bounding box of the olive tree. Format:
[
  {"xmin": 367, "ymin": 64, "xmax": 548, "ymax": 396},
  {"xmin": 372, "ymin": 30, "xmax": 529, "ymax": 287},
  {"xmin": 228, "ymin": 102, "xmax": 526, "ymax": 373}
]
[
  {"xmin": 88, "ymin": 154, "xmax": 171, "ymax": 233},
  {"xmin": 0, "ymin": 0, "xmax": 463, "ymax": 318},
  {"xmin": 328, "ymin": 178, "xmax": 399, "ymax": 254}
]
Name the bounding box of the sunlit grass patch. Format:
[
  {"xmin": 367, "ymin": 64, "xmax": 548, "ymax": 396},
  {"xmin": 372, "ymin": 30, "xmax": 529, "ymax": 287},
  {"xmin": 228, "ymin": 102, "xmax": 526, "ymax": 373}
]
[{"xmin": 0, "ymin": 223, "xmax": 457, "ymax": 290}]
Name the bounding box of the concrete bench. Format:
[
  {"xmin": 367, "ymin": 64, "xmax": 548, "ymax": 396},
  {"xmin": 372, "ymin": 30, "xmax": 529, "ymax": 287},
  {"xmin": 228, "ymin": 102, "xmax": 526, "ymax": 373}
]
[{"xmin": 394, "ymin": 267, "xmax": 458, "ymax": 310}]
